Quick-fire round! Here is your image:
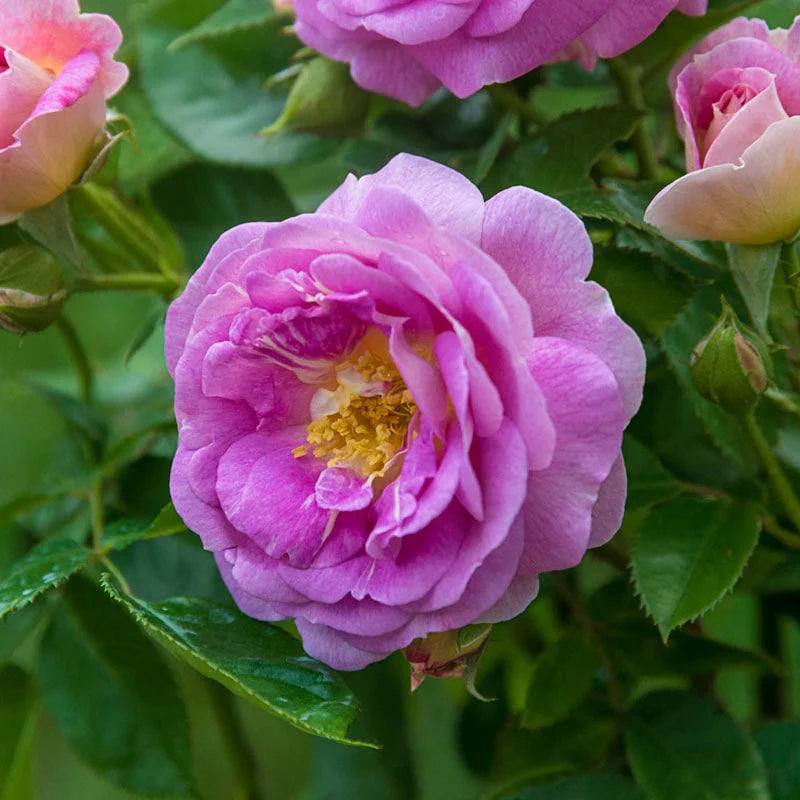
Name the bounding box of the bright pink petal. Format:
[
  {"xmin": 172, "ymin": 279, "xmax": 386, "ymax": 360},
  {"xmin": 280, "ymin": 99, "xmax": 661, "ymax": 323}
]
[{"xmin": 519, "ymin": 338, "xmax": 624, "ymax": 575}]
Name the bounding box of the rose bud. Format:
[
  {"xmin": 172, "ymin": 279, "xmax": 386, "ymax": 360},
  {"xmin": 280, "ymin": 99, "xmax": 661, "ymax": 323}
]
[
  {"xmin": 292, "ymin": 1, "xmax": 706, "ymax": 106},
  {"xmin": 165, "ymin": 153, "xmax": 645, "ymax": 670},
  {"xmin": 690, "ymin": 304, "xmax": 772, "ymax": 417},
  {"xmin": 0, "ymin": 245, "xmax": 67, "ymax": 334},
  {"xmin": 0, "ymin": 0, "xmax": 128, "ymax": 224},
  {"xmin": 646, "ymin": 16, "xmax": 800, "ymax": 244},
  {"xmin": 404, "ymin": 624, "xmax": 491, "ymax": 691},
  {"xmin": 262, "ymin": 57, "xmax": 369, "ymax": 137}
]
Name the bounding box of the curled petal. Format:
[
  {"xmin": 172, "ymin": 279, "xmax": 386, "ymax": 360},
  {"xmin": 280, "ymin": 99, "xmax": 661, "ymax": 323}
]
[{"xmin": 645, "ymin": 116, "xmax": 800, "ymax": 244}]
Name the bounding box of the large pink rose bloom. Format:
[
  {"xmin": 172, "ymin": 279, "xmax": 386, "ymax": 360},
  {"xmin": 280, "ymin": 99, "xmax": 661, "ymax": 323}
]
[
  {"xmin": 166, "ymin": 154, "xmax": 645, "ymax": 670},
  {"xmin": 646, "ymin": 16, "xmax": 800, "ymax": 244},
  {"xmin": 0, "ymin": 0, "xmax": 127, "ymax": 223},
  {"xmin": 292, "ymin": 0, "xmax": 707, "ymax": 105}
]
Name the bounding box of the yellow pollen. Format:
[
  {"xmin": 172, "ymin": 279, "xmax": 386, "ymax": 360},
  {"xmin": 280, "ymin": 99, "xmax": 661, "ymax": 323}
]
[{"xmin": 292, "ymin": 353, "xmax": 417, "ymax": 477}]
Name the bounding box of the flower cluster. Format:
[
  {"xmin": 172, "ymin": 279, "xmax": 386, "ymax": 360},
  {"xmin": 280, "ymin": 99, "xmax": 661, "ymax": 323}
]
[{"xmin": 166, "ymin": 154, "xmax": 645, "ymax": 669}]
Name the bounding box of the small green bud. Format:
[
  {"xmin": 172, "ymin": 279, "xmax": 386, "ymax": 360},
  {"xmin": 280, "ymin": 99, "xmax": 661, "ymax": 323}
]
[
  {"xmin": 262, "ymin": 57, "xmax": 369, "ymax": 137},
  {"xmin": 690, "ymin": 303, "xmax": 772, "ymax": 417},
  {"xmin": 404, "ymin": 624, "xmax": 492, "ymax": 691},
  {"xmin": 0, "ymin": 245, "xmax": 67, "ymax": 334}
]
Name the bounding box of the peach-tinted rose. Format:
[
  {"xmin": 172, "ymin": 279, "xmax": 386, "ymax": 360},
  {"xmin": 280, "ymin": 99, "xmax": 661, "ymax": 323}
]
[
  {"xmin": 0, "ymin": 0, "xmax": 127, "ymax": 223},
  {"xmin": 645, "ymin": 17, "xmax": 800, "ymax": 244}
]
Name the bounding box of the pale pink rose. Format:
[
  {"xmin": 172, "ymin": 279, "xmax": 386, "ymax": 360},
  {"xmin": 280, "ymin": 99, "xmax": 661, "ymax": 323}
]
[
  {"xmin": 645, "ymin": 16, "xmax": 800, "ymax": 244},
  {"xmin": 0, "ymin": 0, "xmax": 128, "ymax": 223}
]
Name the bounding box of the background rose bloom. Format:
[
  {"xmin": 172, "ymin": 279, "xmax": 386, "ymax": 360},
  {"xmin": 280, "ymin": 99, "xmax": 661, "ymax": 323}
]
[
  {"xmin": 166, "ymin": 154, "xmax": 645, "ymax": 671},
  {"xmin": 0, "ymin": 0, "xmax": 128, "ymax": 223},
  {"xmin": 292, "ymin": 0, "xmax": 707, "ymax": 105},
  {"xmin": 646, "ymin": 16, "xmax": 800, "ymax": 244}
]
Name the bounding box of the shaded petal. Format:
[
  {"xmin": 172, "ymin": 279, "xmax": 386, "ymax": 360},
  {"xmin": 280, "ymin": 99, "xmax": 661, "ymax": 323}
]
[
  {"xmin": 165, "ymin": 224, "xmax": 269, "ymax": 375},
  {"xmin": 216, "ymin": 428, "xmax": 332, "ymax": 567},
  {"xmin": 588, "ymin": 453, "xmax": 627, "ymax": 548},
  {"xmin": 519, "ymin": 338, "xmax": 624, "ymax": 575}
]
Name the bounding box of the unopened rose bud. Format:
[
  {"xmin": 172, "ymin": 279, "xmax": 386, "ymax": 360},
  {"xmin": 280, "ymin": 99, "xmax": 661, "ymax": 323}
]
[
  {"xmin": 262, "ymin": 57, "xmax": 369, "ymax": 137},
  {"xmin": 0, "ymin": 246, "xmax": 67, "ymax": 334},
  {"xmin": 404, "ymin": 624, "xmax": 491, "ymax": 691},
  {"xmin": 690, "ymin": 304, "xmax": 772, "ymax": 417}
]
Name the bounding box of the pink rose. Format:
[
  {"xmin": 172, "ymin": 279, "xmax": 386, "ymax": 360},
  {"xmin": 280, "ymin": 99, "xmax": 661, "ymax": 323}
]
[
  {"xmin": 165, "ymin": 154, "xmax": 645, "ymax": 670},
  {"xmin": 645, "ymin": 16, "xmax": 800, "ymax": 244},
  {"xmin": 292, "ymin": 0, "xmax": 707, "ymax": 105},
  {"xmin": 0, "ymin": 0, "xmax": 128, "ymax": 223}
]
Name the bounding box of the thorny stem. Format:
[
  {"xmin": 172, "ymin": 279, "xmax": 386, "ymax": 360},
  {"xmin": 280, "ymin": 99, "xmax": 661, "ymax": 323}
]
[
  {"xmin": 762, "ymin": 515, "xmax": 800, "ymax": 550},
  {"xmin": 487, "ymin": 84, "xmax": 548, "ymax": 126},
  {"xmin": 207, "ymin": 681, "xmax": 263, "ymax": 800},
  {"xmin": 74, "ymin": 271, "xmax": 180, "ymax": 297},
  {"xmin": 89, "ymin": 475, "xmax": 104, "ymax": 551},
  {"xmin": 608, "ymin": 56, "xmax": 659, "ymax": 180},
  {"xmin": 555, "ymin": 574, "xmax": 625, "ymax": 713},
  {"xmin": 744, "ymin": 413, "xmax": 800, "ymax": 535},
  {"xmin": 56, "ymin": 316, "xmax": 93, "ymax": 404}
]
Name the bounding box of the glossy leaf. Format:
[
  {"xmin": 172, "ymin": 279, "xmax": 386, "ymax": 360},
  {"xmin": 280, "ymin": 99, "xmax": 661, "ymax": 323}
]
[
  {"xmin": 136, "ymin": 0, "xmax": 336, "ymax": 168},
  {"xmin": 169, "ymin": 0, "xmax": 274, "ymax": 50},
  {"xmin": 625, "ymin": 691, "xmax": 769, "ymax": 800},
  {"xmin": 101, "ymin": 578, "xmax": 367, "ymax": 746},
  {"xmin": 726, "ymin": 243, "xmax": 781, "ymax": 339},
  {"xmin": 523, "ymin": 633, "xmax": 597, "ymax": 730},
  {"xmin": 755, "ymin": 723, "xmax": 800, "ymax": 800},
  {"xmin": 37, "ymin": 578, "xmax": 195, "ymax": 798},
  {"xmin": 622, "ymin": 437, "xmax": 683, "ymax": 512},
  {"xmin": 0, "ymin": 537, "xmax": 92, "ymax": 621},
  {"xmin": 632, "ymin": 496, "xmax": 761, "ymax": 638},
  {"xmin": 486, "ymin": 107, "xmax": 641, "ymax": 196}
]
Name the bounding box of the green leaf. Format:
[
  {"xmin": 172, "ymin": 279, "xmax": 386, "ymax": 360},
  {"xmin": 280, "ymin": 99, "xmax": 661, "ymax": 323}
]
[
  {"xmin": 101, "ymin": 578, "xmax": 367, "ymax": 746},
  {"xmin": 115, "ymin": 86, "xmax": 195, "ymax": 195},
  {"xmin": 486, "ymin": 107, "xmax": 642, "ymax": 196},
  {"xmin": 151, "ymin": 161, "xmax": 295, "ymax": 266},
  {"xmin": 38, "ymin": 578, "xmax": 195, "ymax": 797},
  {"xmin": 169, "ymin": 0, "xmax": 275, "ymax": 50},
  {"xmin": 726, "ymin": 243, "xmax": 781, "ymax": 339},
  {"xmin": 625, "ymin": 691, "xmax": 769, "ymax": 800},
  {"xmin": 0, "ymin": 665, "xmax": 37, "ymax": 800},
  {"xmin": 590, "ymin": 247, "xmax": 692, "ymax": 336},
  {"xmin": 660, "ymin": 290, "xmax": 754, "ymax": 468},
  {"xmin": 104, "ymin": 503, "xmax": 189, "ymax": 553},
  {"xmin": 523, "ymin": 633, "xmax": 597, "ymax": 730},
  {"xmin": 17, "ymin": 195, "xmax": 82, "ymax": 271},
  {"xmin": 622, "ymin": 437, "xmax": 683, "ymax": 512},
  {"xmin": 755, "ymin": 723, "xmax": 800, "ymax": 800},
  {"xmin": 136, "ymin": 0, "xmax": 336, "ymax": 168},
  {"xmin": 0, "ymin": 537, "xmax": 92, "ymax": 621},
  {"xmin": 498, "ymin": 774, "xmax": 642, "ymax": 800},
  {"xmin": 632, "ymin": 496, "xmax": 761, "ymax": 638}
]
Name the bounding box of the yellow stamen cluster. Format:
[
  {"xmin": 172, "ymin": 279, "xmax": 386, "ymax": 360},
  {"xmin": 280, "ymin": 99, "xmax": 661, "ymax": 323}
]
[{"xmin": 293, "ymin": 353, "xmax": 416, "ymax": 477}]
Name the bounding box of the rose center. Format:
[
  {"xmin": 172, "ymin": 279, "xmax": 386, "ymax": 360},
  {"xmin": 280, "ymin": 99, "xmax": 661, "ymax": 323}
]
[
  {"xmin": 716, "ymin": 83, "xmax": 757, "ymax": 116},
  {"xmin": 293, "ymin": 351, "xmax": 417, "ymax": 477},
  {"xmin": 0, "ymin": 48, "xmax": 8, "ymax": 73}
]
